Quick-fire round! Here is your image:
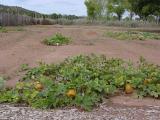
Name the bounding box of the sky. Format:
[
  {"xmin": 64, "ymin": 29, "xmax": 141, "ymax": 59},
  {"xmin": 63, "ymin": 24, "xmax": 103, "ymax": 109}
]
[{"xmin": 1, "ymin": 0, "xmax": 87, "ymax": 16}]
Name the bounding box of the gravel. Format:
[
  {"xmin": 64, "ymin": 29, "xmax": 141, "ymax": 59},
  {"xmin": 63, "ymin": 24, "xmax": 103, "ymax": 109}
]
[{"xmin": 0, "ymin": 103, "xmax": 160, "ymax": 120}]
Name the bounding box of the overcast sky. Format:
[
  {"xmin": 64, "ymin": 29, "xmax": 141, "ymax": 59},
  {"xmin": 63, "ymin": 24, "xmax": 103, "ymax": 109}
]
[{"xmin": 1, "ymin": 0, "xmax": 87, "ymax": 16}]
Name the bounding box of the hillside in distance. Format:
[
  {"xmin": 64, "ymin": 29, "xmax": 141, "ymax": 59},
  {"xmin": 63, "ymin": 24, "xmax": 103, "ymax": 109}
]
[{"xmin": 0, "ymin": 4, "xmax": 79, "ymax": 19}]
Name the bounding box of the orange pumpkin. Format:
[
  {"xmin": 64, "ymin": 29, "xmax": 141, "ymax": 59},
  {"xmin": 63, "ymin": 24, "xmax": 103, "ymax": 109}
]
[
  {"xmin": 35, "ymin": 82, "xmax": 43, "ymax": 91},
  {"xmin": 144, "ymin": 79, "xmax": 152, "ymax": 85},
  {"xmin": 66, "ymin": 89, "xmax": 76, "ymax": 97},
  {"xmin": 125, "ymin": 83, "xmax": 134, "ymax": 94}
]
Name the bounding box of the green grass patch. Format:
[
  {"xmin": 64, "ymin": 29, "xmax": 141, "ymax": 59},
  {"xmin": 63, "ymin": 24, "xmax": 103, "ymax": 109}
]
[
  {"xmin": 0, "ymin": 76, "xmax": 5, "ymax": 90},
  {"xmin": 20, "ymin": 64, "xmax": 30, "ymax": 72},
  {"xmin": 16, "ymin": 26, "xmax": 25, "ymax": 31},
  {"xmin": 0, "ymin": 26, "xmax": 25, "ymax": 33},
  {"xmin": 0, "ymin": 55, "xmax": 160, "ymax": 111},
  {"xmin": 43, "ymin": 33, "xmax": 71, "ymax": 46},
  {"xmin": 105, "ymin": 31, "xmax": 160, "ymax": 41},
  {"xmin": 0, "ymin": 27, "xmax": 8, "ymax": 33}
]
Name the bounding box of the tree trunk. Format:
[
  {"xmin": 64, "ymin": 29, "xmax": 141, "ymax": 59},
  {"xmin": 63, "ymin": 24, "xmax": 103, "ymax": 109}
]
[
  {"xmin": 158, "ymin": 16, "xmax": 160, "ymax": 24},
  {"xmin": 130, "ymin": 12, "xmax": 134, "ymax": 20},
  {"xmin": 118, "ymin": 15, "xmax": 121, "ymax": 21}
]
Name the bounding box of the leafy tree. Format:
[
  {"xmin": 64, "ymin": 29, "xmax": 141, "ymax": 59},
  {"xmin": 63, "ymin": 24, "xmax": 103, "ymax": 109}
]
[
  {"xmin": 85, "ymin": 0, "xmax": 106, "ymax": 20},
  {"xmin": 95, "ymin": 0, "xmax": 108, "ymax": 17},
  {"xmin": 107, "ymin": 0, "xmax": 126, "ymax": 21},
  {"xmin": 85, "ymin": 0, "xmax": 97, "ymax": 19},
  {"xmin": 128, "ymin": 0, "xmax": 160, "ymax": 20},
  {"xmin": 124, "ymin": 0, "xmax": 134, "ymax": 20}
]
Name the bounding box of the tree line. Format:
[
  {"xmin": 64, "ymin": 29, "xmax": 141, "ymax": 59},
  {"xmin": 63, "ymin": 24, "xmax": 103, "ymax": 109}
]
[
  {"xmin": 0, "ymin": 4, "xmax": 79, "ymax": 26},
  {"xmin": 85, "ymin": 0, "xmax": 160, "ymax": 22},
  {"xmin": 0, "ymin": 4, "xmax": 79, "ymax": 19}
]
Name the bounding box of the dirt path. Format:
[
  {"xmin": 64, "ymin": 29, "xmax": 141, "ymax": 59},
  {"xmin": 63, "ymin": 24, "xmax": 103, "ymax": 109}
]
[
  {"xmin": 1, "ymin": 102, "xmax": 160, "ymax": 120},
  {"xmin": 0, "ymin": 25, "xmax": 160, "ymax": 86}
]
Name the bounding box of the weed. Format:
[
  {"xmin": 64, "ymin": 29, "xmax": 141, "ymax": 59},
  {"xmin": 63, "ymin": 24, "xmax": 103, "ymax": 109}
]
[
  {"xmin": 0, "ymin": 27, "xmax": 8, "ymax": 33},
  {"xmin": 0, "ymin": 76, "xmax": 5, "ymax": 90},
  {"xmin": 43, "ymin": 33, "xmax": 71, "ymax": 46},
  {"xmin": 20, "ymin": 64, "xmax": 30, "ymax": 72},
  {"xmin": 105, "ymin": 31, "xmax": 160, "ymax": 41}
]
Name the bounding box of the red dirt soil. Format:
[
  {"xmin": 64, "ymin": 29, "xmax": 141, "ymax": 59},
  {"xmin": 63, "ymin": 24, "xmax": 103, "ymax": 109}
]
[
  {"xmin": 0, "ymin": 25, "xmax": 160, "ymax": 108},
  {"xmin": 0, "ymin": 25, "xmax": 160, "ymax": 87}
]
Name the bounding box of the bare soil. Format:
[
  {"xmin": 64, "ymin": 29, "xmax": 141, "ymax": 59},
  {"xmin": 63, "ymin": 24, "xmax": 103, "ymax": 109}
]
[{"xmin": 0, "ymin": 25, "xmax": 160, "ymax": 118}]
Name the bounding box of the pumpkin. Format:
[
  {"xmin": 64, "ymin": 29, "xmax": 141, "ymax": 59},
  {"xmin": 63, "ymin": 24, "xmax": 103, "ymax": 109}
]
[
  {"xmin": 125, "ymin": 83, "xmax": 134, "ymax": 94},
  {"xmin": 35, "ymin": 82, "xmax": 43, "ymax": 91},
  {"xmin": 66, "ymin": 89, "xmax": 76, "ymax": 97}
]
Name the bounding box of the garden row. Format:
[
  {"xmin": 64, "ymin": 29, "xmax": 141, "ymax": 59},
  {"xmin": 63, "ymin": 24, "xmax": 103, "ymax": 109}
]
[{"xmin": 0, "ymin": 55, "xmax": 160, "ymax": 111}]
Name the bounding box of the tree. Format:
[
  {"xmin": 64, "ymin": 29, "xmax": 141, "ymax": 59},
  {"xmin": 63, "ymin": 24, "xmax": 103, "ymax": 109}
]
[
  {"xmin": 107, "ymin": 0, "xmax": 125, "ymax": 21},
  {"xmin": 85, "ymin": 0, "xmax": 106, "ymax": 20},
  {"xmin": 85, "ymin": 0, "xmax": 97, "ymax": 20},
  {"xmin": 124, "ymin": 0, "xmax": 134, "ymax": 20},
  {"xmin": 51, "ymin": 13, "xmax": 59, "ymax": 19},
  {"xmin": 95, "ymin": 0, "xmax": 108, "ymax": 17},
  {"xmin": 128, "ymin": 0, "xmax": 160, "ymax": 20}
]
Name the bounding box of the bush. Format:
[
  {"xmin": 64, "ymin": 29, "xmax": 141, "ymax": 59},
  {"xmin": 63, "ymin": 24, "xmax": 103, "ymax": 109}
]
[
  {"xmin": 105, "ymin": 31, "xmax": 160, "ymax": 41},
  {"xmin": 0, "ymin": 55, "xmax": 160, "ymax": 111},
  {"xmin": 43, "ymin": 33, "xmax": 71, "ymax": 46}
]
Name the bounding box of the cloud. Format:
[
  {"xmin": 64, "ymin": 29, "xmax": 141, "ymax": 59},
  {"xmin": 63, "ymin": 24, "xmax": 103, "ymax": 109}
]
[{"xmin": 1, "ymin": 0, "xmax": 87, "ymax": 16}]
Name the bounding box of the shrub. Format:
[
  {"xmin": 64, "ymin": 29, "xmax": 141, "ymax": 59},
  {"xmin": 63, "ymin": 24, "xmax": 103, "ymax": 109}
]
[
  {"xmin": 43, "ymin": 33, "xmax": 71, "ymax": 46},
  {"xmin": 0, "ymin": 55, "xmax": 160, "ymax": 111},
  {"xmin": 105, "ymin": 31, "xmax": 160, "ymax": 41}
]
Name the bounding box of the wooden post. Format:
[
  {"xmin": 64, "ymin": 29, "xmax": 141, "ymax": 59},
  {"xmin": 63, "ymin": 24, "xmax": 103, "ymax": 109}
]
[{"xmin": 0, "ymin": 0, "xmax": 3, "ymax": 26}]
